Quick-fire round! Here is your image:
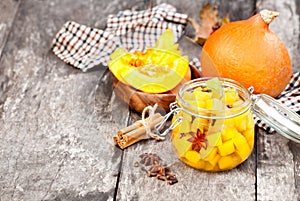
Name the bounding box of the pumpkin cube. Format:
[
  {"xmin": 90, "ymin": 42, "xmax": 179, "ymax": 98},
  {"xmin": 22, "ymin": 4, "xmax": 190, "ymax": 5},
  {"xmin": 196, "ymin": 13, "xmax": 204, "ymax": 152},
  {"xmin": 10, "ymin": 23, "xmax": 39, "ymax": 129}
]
[
  {"xmin": 246, "ymin": 115, "xmax": 255, "ymax": 130},
  {"xmin": 203, "ymin": 147, "xmax": 218, "ymax": 161},
  {"xmin": 233, "ymin": 133, "xmax": 252, "ymax": 159},
  {"xmin": 242, "ymin": 128, "xmax": 255, "ymax": 148},
  {"xmin": 218, "ymin": 154, "xmax": 241, "ymax": 170},
  {"xmin": 208, "ymin": 153, "xmax": 221, "ymax": 167},
  {"xmin": 185, "ymin": 150, "xmax": 200, "ymax": 164},
  {"xmin": 204, "ymin": 161, "xmax": 216, "ymax": 171},
  {"xmin": 193, "ymin": 88, "xmax": 212, "ymax": 101},
  {"xmin": 234, "ymin": 111, "xmax": 249, "ymax": 132},
  {"xmin": 232, "ymin": 132, "xmax": 248, "ymax": 149},
  {"xmin": 224, "ymin": 117, "xmax": 235, "ymax": 126},
  {"xmin": 235, "ymin": 144, "xmax": 251, "ymax": 160},
  {"xmin": 225, "ymin": 88, "xmax": 239, "ymax": 105},
  {"xmin": 195, "ymin": 160, "xmax": 206, "ymax": 169},
  {"xmin": 221, "ymin": 127, "xmax": 238, "ymax": 142},
  {"xmin": 218, "ymin": 156, "xmax": 234, "ymax": 170},
  {"xmin": 218, "ymin": 139, "xmax": 235, "ymax": 156}
]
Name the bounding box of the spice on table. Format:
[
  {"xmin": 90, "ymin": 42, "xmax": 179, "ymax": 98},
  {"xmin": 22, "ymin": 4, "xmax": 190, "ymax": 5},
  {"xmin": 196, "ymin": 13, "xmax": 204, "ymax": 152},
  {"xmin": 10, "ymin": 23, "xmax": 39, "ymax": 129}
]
[
  {"xmin": 113, "ymin": 113, "xmax": 163, "ymax": 149},
  {"xmin": 134, "ymin": 153, "xmax": 178, "ymax": 185}
]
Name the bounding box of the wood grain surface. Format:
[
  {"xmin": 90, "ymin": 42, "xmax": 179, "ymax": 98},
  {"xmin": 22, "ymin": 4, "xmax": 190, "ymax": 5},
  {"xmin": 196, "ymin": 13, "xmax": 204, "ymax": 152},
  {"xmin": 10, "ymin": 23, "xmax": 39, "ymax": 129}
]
[{"xmin": 0, "ymin": 0, "xmax": 299, "ymax": 201}]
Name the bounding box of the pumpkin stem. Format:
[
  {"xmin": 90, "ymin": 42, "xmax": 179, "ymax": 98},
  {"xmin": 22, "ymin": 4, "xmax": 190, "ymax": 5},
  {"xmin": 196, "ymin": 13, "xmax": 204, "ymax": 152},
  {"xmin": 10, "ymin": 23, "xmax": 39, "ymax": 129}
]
[{"xmin": 260, "ymin": 9, "xmax": 280, "ymax": 25}]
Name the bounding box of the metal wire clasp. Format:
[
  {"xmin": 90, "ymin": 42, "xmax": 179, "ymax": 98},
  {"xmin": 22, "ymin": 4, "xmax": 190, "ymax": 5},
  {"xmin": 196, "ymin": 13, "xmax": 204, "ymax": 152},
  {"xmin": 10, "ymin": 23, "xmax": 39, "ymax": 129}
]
[{"xmin": 154, "ymin": 102, "xmax": 183, "ymax": 138}]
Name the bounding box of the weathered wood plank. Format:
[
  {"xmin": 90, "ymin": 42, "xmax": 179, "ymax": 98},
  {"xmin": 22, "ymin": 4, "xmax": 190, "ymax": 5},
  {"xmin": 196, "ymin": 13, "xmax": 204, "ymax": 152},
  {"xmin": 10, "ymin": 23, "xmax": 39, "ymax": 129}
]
[
  {"xmin": 0, "ymin": 0, "xmax": 19, "ymax": 56},
  {"xmin": 0, "ymin": 0, "xmax": 298, "ymax": 201},
  {"xmin": 256, "ymin": 130, "xmax": 298, "ymax": 201},
  {"xmin": 289, "ymin": 141, "xmax": 300, "ymax": 200},
  {"xmin": 116, "ymin": 1, "xmax": 257, "ymax": 201},
  {"xmin": 0, "ymin": 0, "xmax": 143, "ymax": 200},
  {"xmin": 0, "ymin": 0, "xmax": 20, "ymax": 107},
  {"xmin": 256, "ymin": 1, "xmax": 299, "ymax": 200}
]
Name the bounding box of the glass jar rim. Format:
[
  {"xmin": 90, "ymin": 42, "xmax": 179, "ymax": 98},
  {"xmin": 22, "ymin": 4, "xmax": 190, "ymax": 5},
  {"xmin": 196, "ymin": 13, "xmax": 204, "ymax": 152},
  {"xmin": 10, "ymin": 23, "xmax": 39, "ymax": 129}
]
[{"xmin": 176, "ymin": 77, "xmax": 252, "ymax": 119}]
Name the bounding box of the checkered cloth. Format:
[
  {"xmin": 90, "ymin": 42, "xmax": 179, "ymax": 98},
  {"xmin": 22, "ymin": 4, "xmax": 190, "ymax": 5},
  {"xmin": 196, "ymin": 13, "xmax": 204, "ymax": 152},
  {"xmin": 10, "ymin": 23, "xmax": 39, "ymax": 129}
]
[
  {"xmin": 51, "ymin": 3, "xmax": 187, "ymax": 71},
  {"xmin": 51, "ymin": 3, "xmax": 300, "ymax": 133}
]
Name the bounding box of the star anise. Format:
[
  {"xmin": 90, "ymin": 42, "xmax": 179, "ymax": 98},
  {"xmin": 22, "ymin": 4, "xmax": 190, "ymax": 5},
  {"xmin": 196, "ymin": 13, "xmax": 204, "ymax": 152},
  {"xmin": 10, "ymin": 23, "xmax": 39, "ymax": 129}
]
[
  {"xmin": 187, "ymin": 129, "xmax": 208, "ymax": 152},
  {"xmin": 179, "ymin": 133, "xmax": 186, "ymax": 139}
]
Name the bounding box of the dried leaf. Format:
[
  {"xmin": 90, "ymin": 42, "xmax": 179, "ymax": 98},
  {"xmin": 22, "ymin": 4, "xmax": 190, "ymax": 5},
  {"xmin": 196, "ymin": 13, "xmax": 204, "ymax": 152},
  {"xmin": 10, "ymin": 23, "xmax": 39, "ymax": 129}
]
[{"xmin": 188, "ymin": 3, "xmax": 230, "ymax": 46}]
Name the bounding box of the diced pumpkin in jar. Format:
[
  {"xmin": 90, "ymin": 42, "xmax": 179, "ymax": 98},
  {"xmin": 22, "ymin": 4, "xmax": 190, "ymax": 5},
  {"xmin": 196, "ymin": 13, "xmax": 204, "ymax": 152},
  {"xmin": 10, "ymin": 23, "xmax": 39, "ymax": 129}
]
[
  {"xmin": 208, "ymin": 153, "xmax": 221, "ymax": 167},
  {"xmin": 182, "ymin": 112, "xmax": 192, "ymax": 122},
  {"xmin": 171, "ymin": 115, "xmax": 181, "ymax": 140},
  {"xmin": 206, "ymin": 133, "xmax": 222, "ymax": 147},
  {"xmin": 233, "ymin": 132, "xmax": 252, "ymax": 159},
  {"xmin": 180, "ymin": 112, "xmax": 192, "ymax": 133},
  {"xmin": 185, "ymin": 150, "xmax": 200, "ymax": 164},
  {"xmin": 234, "ymin": 111, "xmax": 249, "ymax": 132},
  {"xmin": 212, "ymin": 165, "xmax": 221, "ymax": 171},
  {"xmin": 183, "ymin": 92, "xmax": 195, "ymax": 101},
  {"xmin": 218, "ymin": 156, "xmax": 233, "ymax": 170},
  {"xmin": 221, "ymin": 127, "xmax": 238, "ymax": 142},
  {"xmin": 204, "ymin": 162, "xmax": 216, "ymax": 171},
  {"xmin": 178, "ymin": 121, "xmax": 190, "ymax": 133},
  {"xmin": 236, "ymin": 122, "xmax": 247, "ymax": 133},
  {"xmin": 203, "ymin": 147, "xmax": 218, "ymax": 161},
  {"xmin": 190, "ymin": 118, "xmax": 207, "ymax": 133},
  {"xmin": 232, "ymin": 153, "xmax": 242, "ymax": 165},
  {"xmin": 232, "ymin": 132, "xmax": 248, "ymax": 149},
  {"xmin": 193, "ymin": 88, "xmax": 212, "ymax": 101},
  {"xmin": 218, "ymin": 139, "xmax": 235, "ymax": 156},
  {"xmin": 206, "ymin": 98, "xmax": 224, "ymax": 110},
  {"xmin": 246, "ymin": 114, "xmax": 255, "ymax": 130},
  {"xmin": 235, "ymin": 143, "xmax": 251, "ymax": 160},
  {"xmin": 224, "ymin": 117, "xmax": 235, "ymax": 126},
  {"xmin": 197, "ymin": 100, "xmax": 206, "ymax": 108},
  {"xmin": 172, "ymin": 132, "xmax": 192, "ymax": 157},
  {"xmin": 218, "ymin": 154, "xmax": 241, "ymax": 170},
  {"xmin": 232, "ymin": 99, "xmax": 244, "ymax": 108},
  {"xmin": 209, "ymin": 119, "xmax": 225, "ymax": 132},
  {"xmin": 242, "ymin": 128, "xmax": 255, "ymax": 148},
  {"xmin": 187, "ymin": 100, "xmax": 206, "ymax": 108},
  {"xmin": 195, "ymin": 160, "xmax": 206, "ymax": 169},
  {"xmin": 199, "ymin": 147, "xmax": 214, "ymax": 159},
  {"xmin": 181, "ymin": 156, "xmax": 206, "ymax": 169},
  {"xmin": 225, "ymin": 88, "xmax": 239, "ymax": 105}
]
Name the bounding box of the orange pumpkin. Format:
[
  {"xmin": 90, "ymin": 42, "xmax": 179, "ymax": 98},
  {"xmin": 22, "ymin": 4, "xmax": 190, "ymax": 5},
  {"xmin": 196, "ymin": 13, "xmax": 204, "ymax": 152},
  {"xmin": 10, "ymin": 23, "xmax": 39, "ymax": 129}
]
[{"xmin": 200, "ymin": 9, "xmax": 292, "ymax": 97}]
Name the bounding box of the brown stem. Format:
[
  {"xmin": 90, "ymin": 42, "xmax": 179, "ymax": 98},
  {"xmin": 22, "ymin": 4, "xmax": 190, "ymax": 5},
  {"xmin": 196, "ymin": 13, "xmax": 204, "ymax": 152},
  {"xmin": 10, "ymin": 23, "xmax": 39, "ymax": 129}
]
[{"xmin": 260, "ymin": 9, "xmax": 280, "ymax": 25}]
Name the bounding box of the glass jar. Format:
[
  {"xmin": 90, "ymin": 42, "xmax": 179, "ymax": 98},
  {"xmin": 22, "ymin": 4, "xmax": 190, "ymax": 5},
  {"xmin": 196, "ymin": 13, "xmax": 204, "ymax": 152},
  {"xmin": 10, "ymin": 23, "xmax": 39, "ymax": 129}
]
[{"xmin": 169, "ymin": 77, "xmax": 300, "ymax": 171}]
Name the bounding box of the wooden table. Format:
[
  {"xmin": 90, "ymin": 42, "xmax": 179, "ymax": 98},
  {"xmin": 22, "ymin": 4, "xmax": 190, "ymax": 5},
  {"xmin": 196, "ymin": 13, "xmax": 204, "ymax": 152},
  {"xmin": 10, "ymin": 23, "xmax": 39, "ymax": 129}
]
[{"xmin": 0, "ymin": 0, "xmax": 299, "ymax": 200}]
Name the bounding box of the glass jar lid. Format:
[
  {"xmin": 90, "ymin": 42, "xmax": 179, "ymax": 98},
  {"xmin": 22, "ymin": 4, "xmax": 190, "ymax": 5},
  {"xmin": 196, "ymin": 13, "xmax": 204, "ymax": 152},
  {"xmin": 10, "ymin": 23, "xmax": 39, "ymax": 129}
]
[{"xmin": 252, "ymin": 94, "xmax": 300, "ymax": 143}]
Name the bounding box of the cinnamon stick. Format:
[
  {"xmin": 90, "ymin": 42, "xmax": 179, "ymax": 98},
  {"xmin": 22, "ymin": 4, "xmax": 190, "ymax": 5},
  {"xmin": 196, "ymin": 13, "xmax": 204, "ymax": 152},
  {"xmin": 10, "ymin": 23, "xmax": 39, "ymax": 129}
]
[
  {"xmin": 114, "ymin": 113, "xmax": 163, "ymax": 149},
  {"xmin": 117, "ymin": 121, "xmax": 143, "ymax": 137}
]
